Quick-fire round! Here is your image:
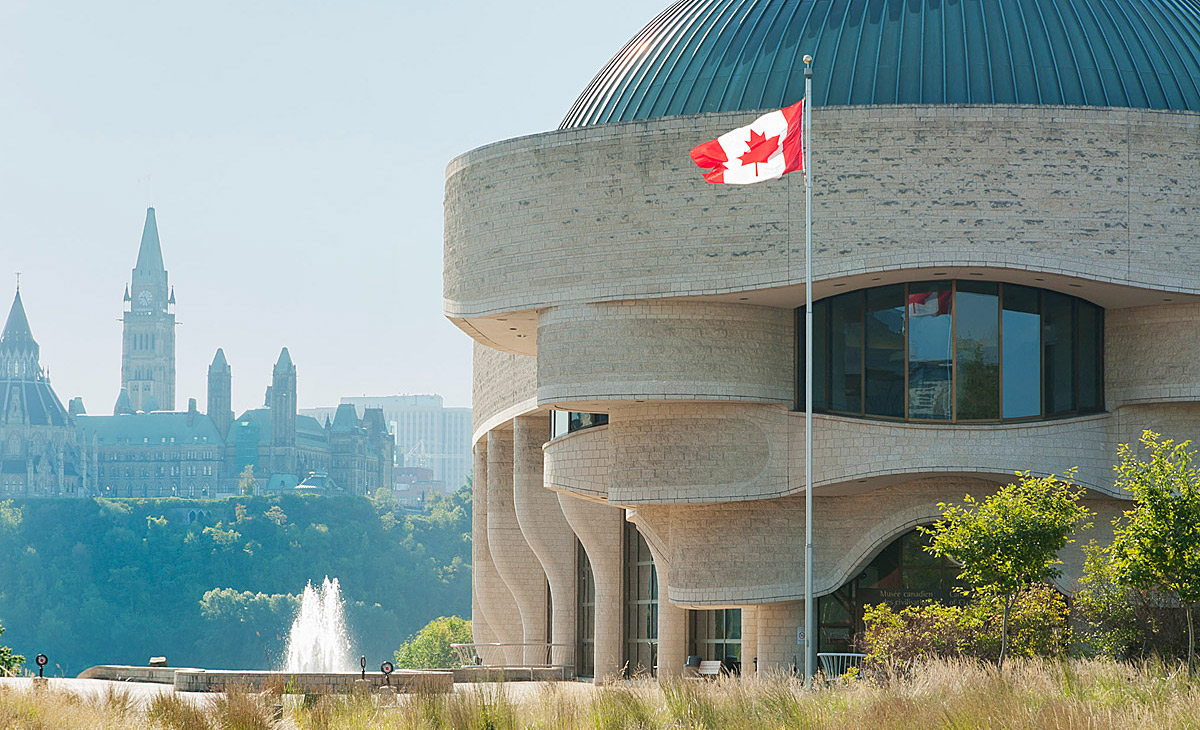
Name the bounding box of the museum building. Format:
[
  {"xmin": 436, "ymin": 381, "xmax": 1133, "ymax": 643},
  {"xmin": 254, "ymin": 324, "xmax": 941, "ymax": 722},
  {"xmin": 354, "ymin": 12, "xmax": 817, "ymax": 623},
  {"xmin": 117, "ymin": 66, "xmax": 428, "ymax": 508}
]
[{"xmin": 444, "ymin": 0, "xmax": 1200, "ymax": 680}]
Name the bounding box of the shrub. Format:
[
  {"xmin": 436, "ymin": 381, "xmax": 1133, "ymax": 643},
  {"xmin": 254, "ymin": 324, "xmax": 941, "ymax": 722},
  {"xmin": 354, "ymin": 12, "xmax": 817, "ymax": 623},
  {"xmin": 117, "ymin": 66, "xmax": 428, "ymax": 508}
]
[
  {"xmin": 394, "ymin": 615, "xmax": 472, "ymax": 669},
  {"xmin": 1075, "ymin": 541, "xmax": 1191, "ymax": 661},
  {"xmin": 862, "ymin": 583, "xmax": 1070, "ymax": 667},
  {"xmin": 0, "ymin": 619, "xmax": 23, "ymax": 676}
]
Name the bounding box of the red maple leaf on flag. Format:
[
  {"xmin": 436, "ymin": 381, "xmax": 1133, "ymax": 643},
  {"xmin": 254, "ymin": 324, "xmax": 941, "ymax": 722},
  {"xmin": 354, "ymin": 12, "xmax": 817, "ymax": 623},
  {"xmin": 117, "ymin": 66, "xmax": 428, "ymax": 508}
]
[{"xmin": 739, "ymin": 129, "xmax": 780, "ymax": 175}]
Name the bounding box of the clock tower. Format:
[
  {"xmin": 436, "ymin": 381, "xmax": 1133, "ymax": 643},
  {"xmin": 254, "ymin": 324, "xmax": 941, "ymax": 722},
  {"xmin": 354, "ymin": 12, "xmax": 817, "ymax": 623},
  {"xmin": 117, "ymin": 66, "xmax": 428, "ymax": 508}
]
[{"xmin": 121, "ymin": 207, "xmax": 176, "ymax": 412}]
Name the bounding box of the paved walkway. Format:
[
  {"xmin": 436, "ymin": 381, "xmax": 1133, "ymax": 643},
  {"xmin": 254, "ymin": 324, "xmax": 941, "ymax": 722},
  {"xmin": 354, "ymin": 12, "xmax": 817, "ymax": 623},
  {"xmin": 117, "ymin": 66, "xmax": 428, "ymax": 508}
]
[
  {"xmin": 0, "ymin": 675, "xmax": 594, "ymax": 704},
  {"xmin": 0, "ymin": 676, "xmax": 206, "ymax": 706}
]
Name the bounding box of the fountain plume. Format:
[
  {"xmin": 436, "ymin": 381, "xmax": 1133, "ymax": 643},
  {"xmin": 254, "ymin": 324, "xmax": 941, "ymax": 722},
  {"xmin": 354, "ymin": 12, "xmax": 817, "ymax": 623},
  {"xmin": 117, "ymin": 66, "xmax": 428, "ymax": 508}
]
[{"xmin": 284, "ymin": 576, "xmax": 353, "ymax": 673}]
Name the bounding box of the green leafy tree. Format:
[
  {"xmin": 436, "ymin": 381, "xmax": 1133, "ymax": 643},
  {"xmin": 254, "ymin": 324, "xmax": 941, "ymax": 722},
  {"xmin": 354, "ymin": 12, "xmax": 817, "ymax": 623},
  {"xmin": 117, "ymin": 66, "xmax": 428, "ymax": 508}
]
[
  {"xmin": 1109, "ymin": 431, "xmax": 1200, "ymax": 677},
  {"xmin": 0, "ymin": 619, "xmax": 23, "ymax": 676},
  {"xmin": 394, "ymin": 615, "xmax": 472, "ymax": 669},
  {"xmin": 1076, "ymin": 541, "xmax": 1190, "ymax": 660},
  {"xmin": 370, "ymin": 486, "xmax": 396, "ymax": 512},
  {"xmin": 239, "ymin": 465, "xmax": 257, "ymax": 497},
  {"xmin": 264, "ymin": 506, "xmax": 287, "ymax": 526},
  {"xmin": 922, "ymin": 470, "xmax": 1092, "ymax": 670}
]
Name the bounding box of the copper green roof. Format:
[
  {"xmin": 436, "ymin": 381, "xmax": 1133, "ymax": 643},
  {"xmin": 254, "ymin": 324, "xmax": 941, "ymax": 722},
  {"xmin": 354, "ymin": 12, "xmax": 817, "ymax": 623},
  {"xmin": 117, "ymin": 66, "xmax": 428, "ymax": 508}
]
[{"xmin": 561, "ymin": 0, "xmax": 1200, "ymax": 129}]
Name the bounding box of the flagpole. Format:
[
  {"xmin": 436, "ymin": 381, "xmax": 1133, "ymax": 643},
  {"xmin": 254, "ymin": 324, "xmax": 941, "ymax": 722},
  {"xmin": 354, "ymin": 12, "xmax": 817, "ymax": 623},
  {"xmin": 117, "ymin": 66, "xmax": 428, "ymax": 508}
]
[{"xmin": 802, "ymin": 54, "xmax": 815, "ymax": 684}]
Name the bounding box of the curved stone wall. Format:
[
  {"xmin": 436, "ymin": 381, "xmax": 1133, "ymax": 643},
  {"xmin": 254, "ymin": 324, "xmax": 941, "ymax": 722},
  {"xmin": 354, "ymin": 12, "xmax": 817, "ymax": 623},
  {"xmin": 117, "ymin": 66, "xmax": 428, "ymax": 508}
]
[
  {"xmin": 1107, "ymin": 303, "xmax": 1200, "ymax": 406},
  {"xmin": 657, "ymin": 476, "xmax": 1127, "ymax": 606},
  {"xmin": 544, "ymin": 425, "xmax": 612, "ymax": 500},
  {"xmin": 472, "ymin": 342, "xmax": 537, "ymax": 441},
  {"xmin": 537, "ymin": 301, "xmax": 794, "ymax": 408},
  {"xmin": 446, "ymin": 106, "xmax": 1200, "ymax": 321},
  {"xmin": 607, "ymin": 402, "xmax": 790, "ymax": 503}
]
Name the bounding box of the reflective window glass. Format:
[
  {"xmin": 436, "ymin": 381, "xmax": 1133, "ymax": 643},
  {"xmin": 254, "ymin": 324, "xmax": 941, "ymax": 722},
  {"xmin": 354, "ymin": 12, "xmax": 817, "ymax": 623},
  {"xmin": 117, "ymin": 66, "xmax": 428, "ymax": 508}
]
[
  {"xmin": 955, "ymin": 281, "xmax": 1000, "ymax": 419},
  {"xmin": 907, "ymin": 283, "xmax": 953, "ymax": 419},
  {"xmin": 810, "ymin": 303, "xmax": 830, "ymax": 410},
  {"xmin": 865, "ymin": 285, "xmax": 906, "ymax": 417},
  {"xmin": 1043, "ymin": 292, "xmax": 1075, "ymax": 415},
  {"xmin": 1077, "ymin": 303, "xmax": 1103, "ymax": 412},
  {"xmin": 801, "ymin": 281, "xmax": 1102, "ymax": 423},
  {"xmin": 829, "ymin": 293, "xmax": 863, "ymax": 413},
  {"xmin": 1002, "ymin": 285, "xmax": 1041, "ymax": 418}
]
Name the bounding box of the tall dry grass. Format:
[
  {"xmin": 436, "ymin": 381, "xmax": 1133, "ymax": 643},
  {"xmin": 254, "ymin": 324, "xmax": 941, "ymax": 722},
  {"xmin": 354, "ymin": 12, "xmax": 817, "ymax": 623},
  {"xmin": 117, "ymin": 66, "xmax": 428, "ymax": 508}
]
[{"xmin": 3, "ymin": 658, "xmax": 1200, "ymax": 729}]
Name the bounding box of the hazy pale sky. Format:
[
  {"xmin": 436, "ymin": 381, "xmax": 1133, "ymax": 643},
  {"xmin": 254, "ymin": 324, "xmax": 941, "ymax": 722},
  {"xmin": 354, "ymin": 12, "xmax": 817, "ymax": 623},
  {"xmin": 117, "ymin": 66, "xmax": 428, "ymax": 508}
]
[{"xmin": 0, "ymin": 0, "xmax": 665, "ymax": 413}]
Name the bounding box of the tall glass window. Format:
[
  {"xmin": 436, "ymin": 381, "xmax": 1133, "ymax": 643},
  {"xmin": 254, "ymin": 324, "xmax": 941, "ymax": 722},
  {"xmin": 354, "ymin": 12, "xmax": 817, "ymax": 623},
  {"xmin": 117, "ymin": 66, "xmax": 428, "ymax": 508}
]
[
  {"xmin": 830, "ymin": 293, "xmax": 863, "ymax": 413},
  {"xmin": 623, "ymin": 522, "xmax": 658, "ymax": 676},
  {"xmin": 955, "ymin": 282, "xmax": 1000, "ymax": 420},
  {"xmin": 1043, "ymin": 292, "xmax": 1075, "ymax": 415},
  {"xmin": 907, "ymin": 283, "xmax": 953, "ymax": 419},
  {"xmin": 1002, "ymin": 285, "xmax": 1041, "ymax": 418},
  {"xmin": 864, "ymin": 285, "xmax": 906, "ymax": 418},
  {"xmin": 689, "ymin": 608, "xmax": 742, "ymax": 667},
  {"xmin": 576, "ymin": 539, "xmax": 595, "ymax": 678},
  {"xmin": 799, "ymin": 281, "xmax": 1103, "ymax": 423}
]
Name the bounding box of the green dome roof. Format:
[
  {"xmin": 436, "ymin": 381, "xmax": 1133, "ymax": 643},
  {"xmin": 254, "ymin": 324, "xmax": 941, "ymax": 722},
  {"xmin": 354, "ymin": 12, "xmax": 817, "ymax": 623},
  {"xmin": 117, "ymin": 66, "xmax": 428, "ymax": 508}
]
[{"xmin": 561, "ymin": 0, "xmax": 1200, "ymax": 128}]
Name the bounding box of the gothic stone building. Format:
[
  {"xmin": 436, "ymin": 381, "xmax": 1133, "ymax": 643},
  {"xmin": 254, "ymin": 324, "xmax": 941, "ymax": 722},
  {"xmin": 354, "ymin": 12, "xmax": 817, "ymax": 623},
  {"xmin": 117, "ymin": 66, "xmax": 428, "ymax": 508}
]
[
  {"xmin": 74, "ymin": 208, "xmax": 393, "ymax": 498},
  {"xmin": 0, "ymin": 288, "xmax": 81, "ymax": 497}
]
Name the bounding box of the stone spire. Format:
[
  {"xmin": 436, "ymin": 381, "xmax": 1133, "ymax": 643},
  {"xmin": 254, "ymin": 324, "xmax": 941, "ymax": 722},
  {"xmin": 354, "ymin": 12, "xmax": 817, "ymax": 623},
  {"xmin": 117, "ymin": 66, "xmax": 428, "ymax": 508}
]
[
  {"xmin": 207, "ymin": 348, "xmax": 233, "ymax": 438},
  {"xmin": 135, "ymin": 207, "xmax": 166, "ymax": 274},
  {"xmin": 0, "ymin": 287, "xmax": 42, "ymax": 381}
]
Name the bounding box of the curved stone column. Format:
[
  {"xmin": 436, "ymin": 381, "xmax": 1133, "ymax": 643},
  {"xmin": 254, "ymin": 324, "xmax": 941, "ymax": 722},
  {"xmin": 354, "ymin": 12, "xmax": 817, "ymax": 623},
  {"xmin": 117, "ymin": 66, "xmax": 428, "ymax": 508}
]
[
  {"xmin": 488, "ymin": 428, "xmax": 548, "ymax": 664},
  {"xmin": 558, "ymin": 492, "xmax": 624, "ymax": 681},
  {"xmin": 470, "ymin": 440, "xmax": 492, "ymax": 644},
  {"xmin": 513, "ymin": 413, "xmax": 577, "ymax": 669},
  {"xmin": 627, "ymin": 510, "xmax": 686, "ymax": 680},
  {"xmin": 472, "ymin": 436, "xmax": 522, "ymax": 658}
]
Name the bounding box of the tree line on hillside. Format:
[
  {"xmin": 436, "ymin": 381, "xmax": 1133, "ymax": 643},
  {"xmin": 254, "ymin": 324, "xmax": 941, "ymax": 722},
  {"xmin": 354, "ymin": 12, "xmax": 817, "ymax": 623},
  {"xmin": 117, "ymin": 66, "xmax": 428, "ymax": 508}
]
[{"xmin": 0, "ymin": 486, "xmax": 470, "ymax": 675}]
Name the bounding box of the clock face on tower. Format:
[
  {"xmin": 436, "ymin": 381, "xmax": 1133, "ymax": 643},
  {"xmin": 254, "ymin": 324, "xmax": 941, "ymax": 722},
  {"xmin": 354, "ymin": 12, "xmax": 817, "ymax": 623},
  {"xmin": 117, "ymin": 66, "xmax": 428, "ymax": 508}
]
[{"xmin": 138, "ymin": 290, "xmax": 153, "ymax": 307}]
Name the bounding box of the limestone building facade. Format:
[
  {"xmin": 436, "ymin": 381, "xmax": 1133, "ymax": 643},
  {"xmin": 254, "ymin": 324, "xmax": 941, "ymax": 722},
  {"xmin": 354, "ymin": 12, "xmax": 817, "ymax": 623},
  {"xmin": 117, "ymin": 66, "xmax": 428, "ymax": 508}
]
[{"xmin": 446, "ymin": 0, "xmax": 1200, "ymax": 681}]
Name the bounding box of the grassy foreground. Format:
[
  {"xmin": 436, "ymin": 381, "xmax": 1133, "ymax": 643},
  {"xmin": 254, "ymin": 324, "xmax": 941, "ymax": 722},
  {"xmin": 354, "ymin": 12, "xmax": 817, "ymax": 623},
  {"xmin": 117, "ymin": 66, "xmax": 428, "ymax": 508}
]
[{"xmin": 3, "ymin": 659, "xmax": 1200, "ymax": 730}]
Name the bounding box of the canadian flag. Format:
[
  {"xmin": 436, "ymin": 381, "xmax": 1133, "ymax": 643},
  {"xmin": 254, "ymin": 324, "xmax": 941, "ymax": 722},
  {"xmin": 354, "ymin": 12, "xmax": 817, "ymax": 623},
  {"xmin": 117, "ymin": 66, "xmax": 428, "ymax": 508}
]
[{"xmin": 690, "ymin": 100, "xmax": 804, "ymax": 184}]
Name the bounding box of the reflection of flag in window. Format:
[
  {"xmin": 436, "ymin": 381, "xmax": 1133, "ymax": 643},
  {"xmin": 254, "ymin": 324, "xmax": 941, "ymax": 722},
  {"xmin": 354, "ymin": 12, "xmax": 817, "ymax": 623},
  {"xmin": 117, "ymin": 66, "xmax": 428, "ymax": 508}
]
[{"xmin": 907, "ymin": 289, "xmax": 952, "ymax": 317}]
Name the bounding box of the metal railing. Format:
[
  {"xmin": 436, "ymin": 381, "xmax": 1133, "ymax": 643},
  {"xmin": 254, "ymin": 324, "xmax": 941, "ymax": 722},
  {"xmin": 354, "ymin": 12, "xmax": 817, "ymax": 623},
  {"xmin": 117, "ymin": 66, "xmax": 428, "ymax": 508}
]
[
  {"xmin": 817, "ymin": 652, "xmax": 867, "ymax": 678},
  {"xmin": 451, "ymin": 643, "xmax": 574, "ymax": 668}
]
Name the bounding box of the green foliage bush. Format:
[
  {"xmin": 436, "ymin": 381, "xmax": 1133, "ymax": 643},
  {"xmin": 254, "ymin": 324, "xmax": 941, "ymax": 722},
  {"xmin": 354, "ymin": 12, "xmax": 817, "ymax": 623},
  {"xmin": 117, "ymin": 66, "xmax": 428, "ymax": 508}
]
[
  {"xmin": 0, "ymin": 619, "xmax": 24, "ymax": 676},
  {"xmin": 0, "ymin": 486, "xmax": 471, "ymax": 672},
  {"xmin": 1076, "ymin": 543, "xmax": 1192, "ymax": 661},
  {"xmin": 393, "ymin": 615, "xmax": 472, "ymax": 669},
  {"xmin": 861, "ymin": 583, "xmax": 1071, "ymax": 666}
]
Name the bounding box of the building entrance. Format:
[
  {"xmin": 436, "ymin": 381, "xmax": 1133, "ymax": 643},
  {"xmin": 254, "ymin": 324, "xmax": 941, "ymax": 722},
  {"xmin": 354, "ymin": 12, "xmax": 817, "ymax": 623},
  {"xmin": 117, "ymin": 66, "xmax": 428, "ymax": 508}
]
[{"xmin": 818, "ymin": 528, "xmax": 965, "ymax": 653}]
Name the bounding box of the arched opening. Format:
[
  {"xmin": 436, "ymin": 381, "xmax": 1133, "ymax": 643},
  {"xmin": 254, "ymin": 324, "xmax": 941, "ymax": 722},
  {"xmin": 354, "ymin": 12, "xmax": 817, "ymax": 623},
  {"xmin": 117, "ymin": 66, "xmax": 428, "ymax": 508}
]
[{"xmin": 818, "ymin": 527, "xmax": 965, "ymax": 653}]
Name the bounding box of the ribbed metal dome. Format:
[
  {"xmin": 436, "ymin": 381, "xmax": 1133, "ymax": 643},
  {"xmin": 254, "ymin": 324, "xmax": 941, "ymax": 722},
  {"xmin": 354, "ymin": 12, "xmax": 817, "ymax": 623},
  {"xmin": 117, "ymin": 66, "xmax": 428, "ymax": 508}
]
[{"xmin": 561, "ymin": 0, "xmax": 1200, "ymax": 128}]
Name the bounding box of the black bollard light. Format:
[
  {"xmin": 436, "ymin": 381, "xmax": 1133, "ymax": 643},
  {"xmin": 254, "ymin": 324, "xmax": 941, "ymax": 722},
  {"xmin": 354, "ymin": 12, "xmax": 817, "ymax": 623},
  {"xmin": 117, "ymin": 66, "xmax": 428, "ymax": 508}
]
[
  {"xmin": 359, "ymin": 655, "xmax": 366, "ymax": 681},
  {"xmin": 35, "ymin": 654, "xmax": 47, "ymax": 679},
  {"xmin": 380, "ymin": 661, "xmax": 394, "ymax": 686}
]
